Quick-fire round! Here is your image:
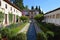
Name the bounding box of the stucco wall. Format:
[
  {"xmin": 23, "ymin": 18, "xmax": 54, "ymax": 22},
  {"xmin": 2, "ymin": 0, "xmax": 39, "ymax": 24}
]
[{"xmin": 44, "ymin": 9, "xmax": 60, "ymax": 25}]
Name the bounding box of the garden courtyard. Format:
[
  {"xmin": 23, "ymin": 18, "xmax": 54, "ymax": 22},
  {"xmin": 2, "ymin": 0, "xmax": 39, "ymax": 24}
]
[
  {"xmin": 0, "ymin": 18, "xmax": 60, "ymax": 40},
  {"xmin": 0, "ymin": 0, "xmax": 60, "ymax": 40}
]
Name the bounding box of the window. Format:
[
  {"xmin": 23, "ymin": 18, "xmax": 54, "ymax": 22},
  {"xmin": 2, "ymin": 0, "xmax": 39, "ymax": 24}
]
[
  {"xmin": 5, "ymin": 4, "xmax": 7, "ymax": 9},
  {"xmin": 52, "ymin": 15, "xmax": 55, "ymax": 18},
  {"xmin": 5, "ymin": 14, "xmax": 7, "ymax": 24},
  {"xmin": 16, "ymin": 10, "xmax": 17, "ymax": 13},
  {"xmin": 56, "ymin": 14, "xmax": 60, "ymax": 18},
  {"xmin": 11, "ymin": 7, "xmax": 12, "ymax": 11},
  {"xmin": 0, "ymin": 0, "xmax": 1, "ymax": 6},
  {"xmin": 14, "ymin": 9, "xmax": 15, "ymax": 12}
]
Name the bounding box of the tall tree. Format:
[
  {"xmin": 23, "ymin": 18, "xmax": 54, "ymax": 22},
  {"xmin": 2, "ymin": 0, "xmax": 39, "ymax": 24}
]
[
  {"xmin": 31, "ymin": 6, "xmax": 34, "ymax": 10},
  {"xmin": 35, "ymin": 6, "xmax": 38, "ymax": 10},
  {"xmin": 39, "ymin": 6, "xmax": 41, "ymax": 14},
  {"xmin": 24, "ymin": 5, "xmax": 29, "ymax": 10},
  {"xmin": 41, "ymin": 11, "xmax": 44, "ymax": 14},
  {"xmin": 14, "ymin": 0, "xmax": 24, "ymax": 10}
]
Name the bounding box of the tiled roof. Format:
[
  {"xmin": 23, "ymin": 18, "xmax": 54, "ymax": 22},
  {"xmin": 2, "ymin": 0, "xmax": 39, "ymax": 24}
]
[{"xmin": 45, "ymin": 7, "xmax": 60, "ymax": 14}]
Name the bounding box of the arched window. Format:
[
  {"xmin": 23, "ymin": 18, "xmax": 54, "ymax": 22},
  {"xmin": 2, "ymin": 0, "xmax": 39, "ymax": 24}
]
[{"xmin": 5, "ymin": 4, "xmax": 7, "ymax": 9}]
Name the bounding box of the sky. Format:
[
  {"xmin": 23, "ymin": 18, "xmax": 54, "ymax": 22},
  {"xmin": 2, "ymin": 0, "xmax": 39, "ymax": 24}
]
[{"xmin": 23, "ymin": 0, "xmax": 60, "ymax": 13}]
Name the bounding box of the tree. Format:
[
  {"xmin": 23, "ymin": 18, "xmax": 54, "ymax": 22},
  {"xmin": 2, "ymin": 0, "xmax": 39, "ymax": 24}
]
[
  {"xmin": 24, "ymin": 5, "xmax": 29, "ymax": 10},
  {"xmin": 25, "ymin": 5, "xmax": 28, "ymax": 9},
  {"xmin": 34, "ymin": 14, "xmax": 44, "ymax": 22},
  {"xmin": 31, "ymin": 6, "xmax": 34, "ymax": 10},
  {"xmin": 41, "ymin": 11, "xmax": 44, "ymax": 14},
  {"xmin": 14, "ymin": 0, "xmax": 24, "ymax": 10},
  {"xmin": 20, "ymin": 16, "xmax": 28, "ymax": 22},
  {"xmin": 35, "ymin": 6, "xmax": 38, "ymax": 10},
  {"xmin": 39, "ymin": 6, "xmax": 41, "ymax": 14}
]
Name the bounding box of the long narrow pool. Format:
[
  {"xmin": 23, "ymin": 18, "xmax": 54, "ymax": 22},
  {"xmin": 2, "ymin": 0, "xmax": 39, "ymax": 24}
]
[{"xmin": 27, "ymin": 22, "xmax": 36, "ymax": 40}]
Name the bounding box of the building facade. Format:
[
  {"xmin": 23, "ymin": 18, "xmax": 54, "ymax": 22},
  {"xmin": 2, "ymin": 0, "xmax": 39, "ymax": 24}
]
[
  {"xmin": 0, "ymin": 0, "xmax": 22, "ymax": 26},
  {"xmin": 44, "ymin": 8, "xmax": 60, "ymax": 25},
  {"xmin": 29, "ymin": 10, "xmax": 39, "ymax": 19},
  {"xmin": 22, "ymin": 9, "xmax": 39, "ymax": 19}
]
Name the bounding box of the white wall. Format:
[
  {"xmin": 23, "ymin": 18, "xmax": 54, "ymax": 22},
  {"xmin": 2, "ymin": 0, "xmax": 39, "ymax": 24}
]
[
  {"xmin": 44, "ymin": 9, "xmax": 60, "ymax": 25},
  {"xmin": 0, "ymin": 0, "xmax": 22, "ymax": 26}
]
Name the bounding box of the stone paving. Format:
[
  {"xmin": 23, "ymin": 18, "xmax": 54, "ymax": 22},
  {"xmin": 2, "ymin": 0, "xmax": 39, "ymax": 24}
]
[
  {"xmin": 18, "ymin": 23, "xmax": 30, "ymax": 34},
  {"xmin": 34, "ymin": 22, "xmax": 42, "ymax": 33},
  {"xmin": 33, "ymin": 20, "xmax": 42, "ymax": 33}
]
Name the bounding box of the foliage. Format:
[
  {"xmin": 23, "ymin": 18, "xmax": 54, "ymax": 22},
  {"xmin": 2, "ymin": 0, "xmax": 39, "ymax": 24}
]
[
  {"xmin": 37, "ymin": 31, "xmax": 54, "ymax": 40},
  {"xmin": 0, "ymin": 28, "xmax": 12, "ymax": 39},
  {"xmin": 46, "ymin": 31, "xmax": 54, "ymax": 37},
  {"xmin": 9, "ymin": 13, "xmax": 13, "ymax": 23},
  {"xmin": 0, "ymin": 11, "xmax": 4, "ymax": 23},
  {"xmin": 39, "ymin": 6, "xmax": 41, "ymax": 12},
  {"xmin": 0, "ymin": 34, "xmax": 1, "ymax": 40},
  {"xmin": 35, "ymin": 6, "xmax": 39, "ymax": 10},
  {"xmin": 37, "ymin": 32, "xmax": 47, "ymax": 40},
  {"xmin": 20, "ymin": 16, "xmax": 29, "ymax": 22},
  {"xmin": 14, "ymin": 0, "xmax": 24, "ymax": 10},
  {"xmin": 24, "ymin": 5, "xmax": 28, "ymax": 10},
  {"xmin": 42, "ymin": 23, "xmax": 60, "ymax": 40},
  {"xmin": 37, "ymin": 22, "xmax": 54, "ymax": 40},
  {"xmin": 16, "ymin": 15, "xmax": 18, "ymax": 19},
  {"xmin": 16, "ymin": 33, "xmax": 27, "ymax": 40},
  {"xmin": 0, "ymin": 22, "xmax": 27, "ymax": 40},
  {"xmin": 31, "ymin": 6, "xmax": 34, "ymax": 10},
  {"xmin": 10, "ymin": 33, "xmax": 27, "ymax": 40},
  {"xmin": 34, "ymin": 14, "xmax": 44, "ymax": 22}
]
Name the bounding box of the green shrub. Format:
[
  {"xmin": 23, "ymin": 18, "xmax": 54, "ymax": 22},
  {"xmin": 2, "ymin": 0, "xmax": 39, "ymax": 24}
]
[
  {"xmin": 37, "ymin": 22, "xmax": 54, "ymax": 40},
  {"xmin": 34, "ymin": 14, "xmax": 44, "ymax": 22},
  {"xmin": 0, "ymin": 28, "xmax": 11, "ymax": 39},
  {"xmin": 0, "ymin": 11, "xmax": 4, "ymax": 23},
  {"xmin": 46, "ymin": 31, "xmax": 54, "ymax": 40},
  {"xmin": 0, "ymin": 34, "xmax": 2, "ymax": 40},
  {"xmin": 37, "ymin": 32, "xmax": 47, "ymax": 40},
  {"xmin": 11, "ymin": 33, "xmax": 27, "ymax": 40},
  {"xmin": 37, "ymin": 23, "xmax": 49, "ymax": 32},
  {"xmin": 37, "ymin": 31, "xmax": 54, "ymax": 40},
  {"xmin": 16, "ymin": 15, "xmax": 19, "ymax": 19},
  {"xmin": 20, "ymin": 16, "xmax": 29, "ymax": 22},
  {"xmin": 9, "ymin": 13, "xmax": 13, "ymax": 23},
  {"xmin": 17, "ymin": 33, "xmax": 27, "ymax": 40}
]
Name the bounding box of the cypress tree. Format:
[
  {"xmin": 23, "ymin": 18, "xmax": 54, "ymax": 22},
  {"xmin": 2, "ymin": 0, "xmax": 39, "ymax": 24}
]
[
  {"xmin": 39, "ymin": 6, "xmax": 41, "ymax": 14},
  {"xmin": 31, "ymin": 6, "xmax": 34, "ymax": 10},
  {"xmin": 35, "ymin": 6, "xmax": 38, "ymax": 10}
]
